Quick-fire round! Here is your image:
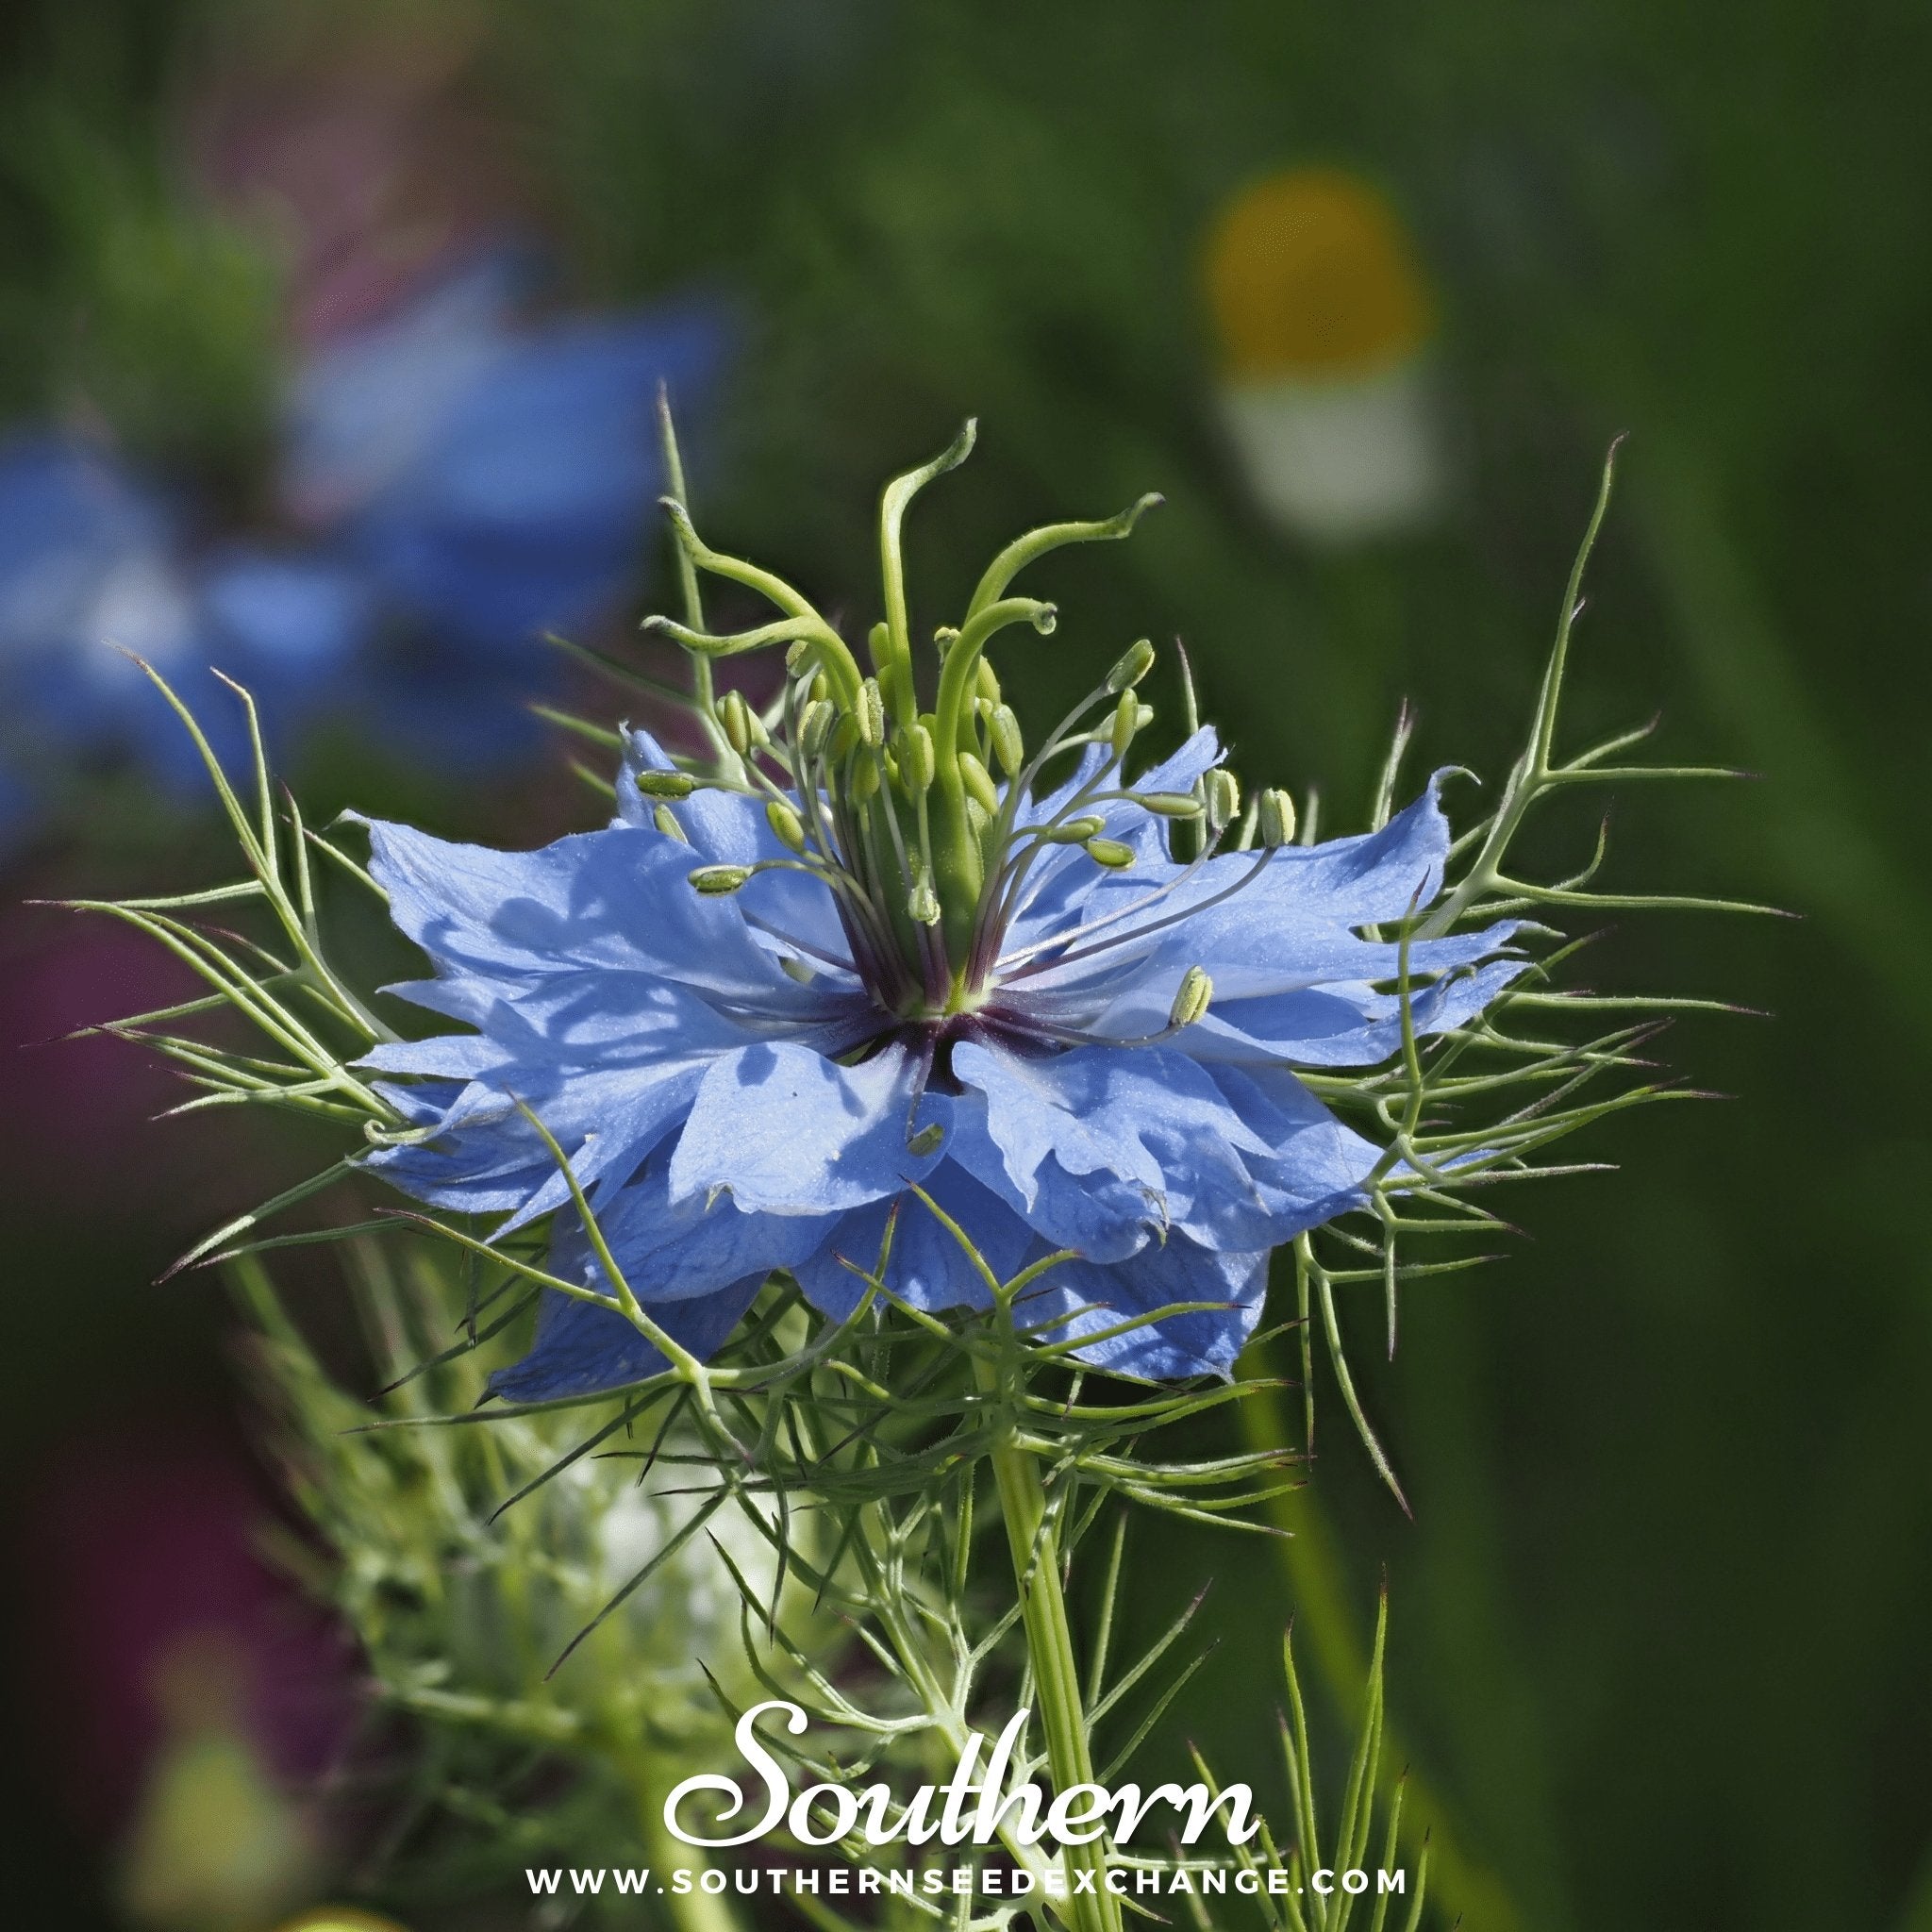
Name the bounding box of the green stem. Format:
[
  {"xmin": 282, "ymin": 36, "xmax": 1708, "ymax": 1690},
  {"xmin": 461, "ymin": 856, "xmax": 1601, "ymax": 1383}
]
[
  {"xmin": 974, "ymin": 1352, "xmax": 1121, "ymax": 1932},
  {"xmin": 635, "ymin": 1758, "xmax": 741, "ymax": 1932}
]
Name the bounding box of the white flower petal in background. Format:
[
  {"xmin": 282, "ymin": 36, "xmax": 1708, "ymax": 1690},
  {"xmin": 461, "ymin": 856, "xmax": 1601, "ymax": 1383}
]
[{"xmin": 1203, "ymin": 166, "xmax": 1445, "ymax": 543}]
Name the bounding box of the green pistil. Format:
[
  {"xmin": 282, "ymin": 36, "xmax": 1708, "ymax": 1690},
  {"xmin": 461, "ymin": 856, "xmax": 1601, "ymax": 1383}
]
[{"xmin": 660, "ymin": 425, "xmax": 1170, "ymax": 1001}]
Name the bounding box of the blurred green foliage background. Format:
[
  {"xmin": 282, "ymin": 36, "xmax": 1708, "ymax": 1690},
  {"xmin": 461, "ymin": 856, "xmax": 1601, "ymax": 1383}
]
[{"xmin": 2, "ymin": 2, "xmax": 1929, "ymax": 1927}]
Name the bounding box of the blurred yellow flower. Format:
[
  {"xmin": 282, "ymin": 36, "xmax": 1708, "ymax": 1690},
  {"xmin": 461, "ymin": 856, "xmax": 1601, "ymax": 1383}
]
[
  {"xmin": 272, "ymin": 1912, "xmax": 408, "ymax": 1932},
  {"xmin": 1203, "ymin": 167, "xmax": 1443, "ymax": 542},
  {"xmin": 117, "ymin": 1638, "xmax": 318, "ymax": 1932}
]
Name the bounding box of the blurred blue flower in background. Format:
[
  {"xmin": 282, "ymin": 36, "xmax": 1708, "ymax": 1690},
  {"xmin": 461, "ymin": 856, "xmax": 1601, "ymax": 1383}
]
[
  {"xmin": 286, "ymin": 252, "xmax": 728, "ymax": 764},
  {"xmin": 290, "ymin": 255, "xmax": 725, "ymax": 660},
  {"xmin": 0, "ymin": 434, "xmax": 370, "ymax": 810},
  {"xmin": 0, "ymin": 260, "xmax": 728, "ymax": 844}
]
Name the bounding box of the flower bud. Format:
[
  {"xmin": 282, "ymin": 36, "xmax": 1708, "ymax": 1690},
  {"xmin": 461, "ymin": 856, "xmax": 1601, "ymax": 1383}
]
[
  {"xmin": 1106, "ymin": 638, "xmax": 1157, "ymax": 692},
  {"xmin": 1257, "ymin": 786, "xmax": 1297, "ymax": 848},
  {"xmin": 1085, "ymin": 836, "xmax": 1136, "ymax": 869},
  {"xmin": 1109, "ymin": 691, "xmax": 1139, "ymax": 760},
  {"xmin": 1169, "ymin": 965, "xmax": 1214, "ymax": 1029},
  {"xmin": 959, "ymin": 750, "xmax": 1000, "ymax": 815},
  {"xmin": 1203, "ymin": 768, "xmax": 1241, "ymax": 832},
  {"xmin": 690, "ymin": 864, "xmax": 752, "ymax": 894},
  {"xmin": 765, "ymin": 799, "xmax": 808, "ymax": 853},
  {"xmin": 902, "ymin": 721, "xmax": 937, "ymax": 792},
  {"xmin": 1043, "ymin": 814, "xmax": 1105, "ymax": 843},
  {"xmin": 989, "ymin": 704, "xmax": 1025, "ymax": 778},
  {"xmin": 1134, "ymin": 791, "xmax": 1202, "ymax": 818},
  {"xmin": 857, "ymin": 677, "xmax": 886, "ymax": 747},
  {"xmin": 633, "ymin": 769, "xmax": 696, "ymax": 799}
]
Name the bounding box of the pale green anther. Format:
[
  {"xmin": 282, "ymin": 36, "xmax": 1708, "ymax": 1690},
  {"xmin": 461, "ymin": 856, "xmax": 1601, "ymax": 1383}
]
[
  {"xmin": 799, "ymin": 698, "xmax": 835, "ymax": 758},
  {"xmin": 1106, "ymin": 638, "xmax": 1156, "ymax": 693},
  {"xmin": 1203, "ymin": 768, "xmax": 1241, "ymax": 832},
  {"xmin": 653, "ymin": 804, "xmax": 688, "ymax": 842},
  {"xmin": 1110, "ymin": 691, "xmax": 1139, "ymax": 759},
  {"xmin": 933, "ymin": 625, "xmax": 960, "ymax": 658},
  {"xmin": 990, "ymin": 703, "xmax": 1024, "ymax": 777},
  {"xmin": 907, "ymin": 1122, "xmax": 945, "ymax": 1156},
  {"xmin": 903, "ymin": 721, "xmax": 937, "ymax": 791},
  {"xmin": 1169, "ymin": 965, "xmax": 1213, "ymax": 1029},
  {"xmin": 721, "ymin": 689, "xmax": 754, "ymax": 756},
  {"xmin": 1134, "ymin": 791, "xmax": 1201, "ymax": 818},
  {"xmin": 632, "ymin": 769, "xmax": 696, "ymax": 799},
  {"xmin": 857, "ymin": 676, "xmax": 886, "ymax": 746},
  {"xmin": 965, "ymin": 794, "xmax": 991, "ymax": 841},
  {"xmin": 1044, "ymin": 814, "xmax": 1105, "ymax": 843},
  {"xmin": 975, "ymin": 657, "xmax": 1002, "ymax": 706},
  {"xmin": 959, "ymin": 750, "xmax": 1000, "ymax": 815},
  {"xmin": 908, "ymin": 874, "xmax": 941, "ymax": 925},
  {"xmin": 853, "ymin": 758, "xmax": 880, "ymax": 802},
  {"xmin": 1257, "ymin": 786, "xmax": 1297, "ymax": 848},
  {"xmin": 1085, "ymin": 836, "xmax": 1136, "ymax": 869},
  {"xmin": 690, "ymin": 863, "xmax": 752, "ymax": 894},
  {"xmin": 829, "ymin": 713, "xmax": 860, "ymax": 761},
  {"xmin": 765, "ymin": 798, "xmax": 808, "ymax": 853},
  {"xmin": 810, "ymin": 671, "xmax": 830, "ymax": 704}
]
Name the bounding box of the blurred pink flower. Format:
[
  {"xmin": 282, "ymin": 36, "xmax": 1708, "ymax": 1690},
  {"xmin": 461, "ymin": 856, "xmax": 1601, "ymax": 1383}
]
[
  {"xmin": 19, "ymin": 1421, "xmax": 355, "ymax": 1834},
  {"xmin": 188, "ymin": 10, "xmax": 522, "ymax": 345}
]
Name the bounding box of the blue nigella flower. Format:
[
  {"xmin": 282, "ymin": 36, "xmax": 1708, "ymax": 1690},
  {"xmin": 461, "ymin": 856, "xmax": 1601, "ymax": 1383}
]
[{"xmin": 353, "ymin": 425, "xmax": 1519, "ymax": 1397}]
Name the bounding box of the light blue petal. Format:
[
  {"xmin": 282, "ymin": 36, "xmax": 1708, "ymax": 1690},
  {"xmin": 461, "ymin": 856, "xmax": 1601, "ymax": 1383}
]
[
  {"xmin": 950, "ymin": 1038, "xmax": 1273, "ymax": 1261},
  {"xmin": 361, "ymin": 817, "xmax": 811, "ymax": 1010},
  {"xmin": 539, "ymin": 1160, "xmax": 829, "ymax": 1327},
  {"xmin": 791, "ymin": 1162, "xmax": 1034, "ymax": 1321},
  {"xmin": 614, "ymin": 728, "xmax": 859, "ymax": 973},
  {"xmin": 488, "ymin": 1275, "xmax": 763, "ymax": 1403},
  {"xmin": 1012, "ymin": 1239, "xmax": 1270, "ymax": 1381},
  {"xmin": 1185, "ymin": 956, "xmax": 1527, "ymax": 1068},
  {"xmin": 1066, "ymin": 921, "xmax": 1520, "ymax": 1048},
  {"xmin": 669, "ymin": 1041, "xmax": 949, "ymax": 1215}
]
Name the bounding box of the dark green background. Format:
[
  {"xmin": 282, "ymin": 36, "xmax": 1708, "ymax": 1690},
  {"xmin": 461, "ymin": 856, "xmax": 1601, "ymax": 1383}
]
[{"xmin": 3, "ymin": 3, "xmax": 1928, "ymax": 1927}]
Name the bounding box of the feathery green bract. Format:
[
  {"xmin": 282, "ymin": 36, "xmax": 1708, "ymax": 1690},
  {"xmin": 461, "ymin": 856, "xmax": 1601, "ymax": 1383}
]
[{"xmin": 235, "ymin": 1241, "xmax": 809, "ymax": 1916}]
